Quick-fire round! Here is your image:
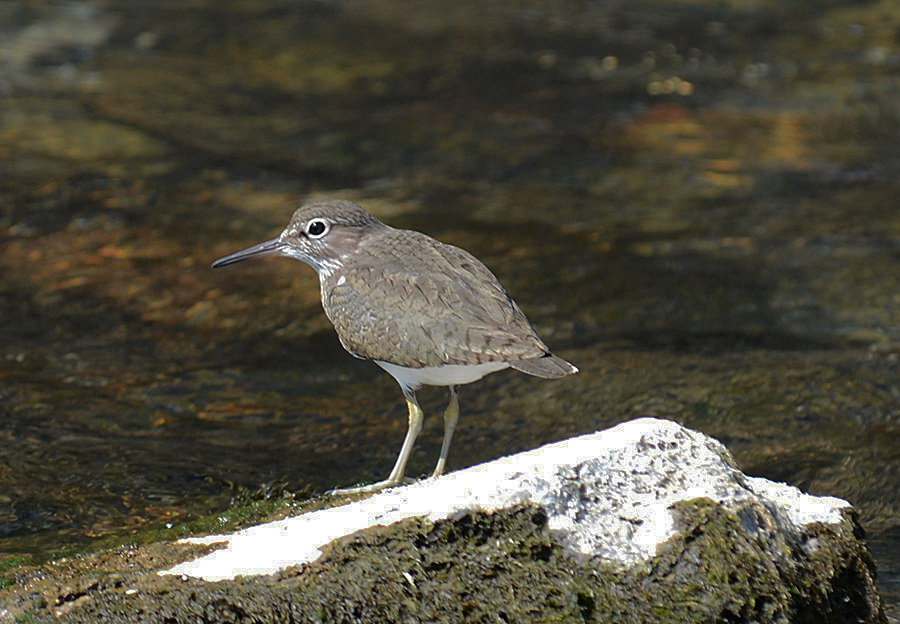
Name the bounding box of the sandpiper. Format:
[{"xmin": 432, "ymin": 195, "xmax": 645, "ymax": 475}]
[{"xmin": 212, "ymin": 199, "xmax": 577, "ymax": 492}]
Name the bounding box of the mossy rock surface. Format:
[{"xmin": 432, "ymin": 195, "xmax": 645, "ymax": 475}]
[{"xmin": 1, "ymin": 498, "xmax": 883, "ymax": 623}]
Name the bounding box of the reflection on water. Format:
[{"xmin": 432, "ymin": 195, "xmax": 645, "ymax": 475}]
[{"xmin": 1, "ymin": 0, "xmax": 900, "ymax": 615}]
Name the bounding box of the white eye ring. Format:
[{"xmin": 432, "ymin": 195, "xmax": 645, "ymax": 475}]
[{"xmin": 305, "ymin": 218, "xmax": 330, "ymax": 239}]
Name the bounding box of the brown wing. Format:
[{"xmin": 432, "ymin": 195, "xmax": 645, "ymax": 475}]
[{"xmin": 321, "ymin": 228, "xmax": 550, "ymax": 368}]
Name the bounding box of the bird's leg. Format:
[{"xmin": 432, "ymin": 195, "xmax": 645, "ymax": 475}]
[
  {"xmin": 329, "ymin": 391, "xmax": 424, "ymax": 495},
  {"xmin": 386, "ymin": 391, "xmax": 424, "ymax": 483},
  {"xmin": 432, "ymin": 385, "xmax": 459, "ymax": 477}
]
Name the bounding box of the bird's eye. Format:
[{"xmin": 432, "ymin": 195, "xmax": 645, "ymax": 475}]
[{"xmin": 306, "ymin": 219, "xmax": 329, "ymax": 238}]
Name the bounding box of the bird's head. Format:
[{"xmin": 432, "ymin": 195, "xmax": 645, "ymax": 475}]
[{"xmin": 212, "ymin": 199, "xmax": 384, "ymax": 275}]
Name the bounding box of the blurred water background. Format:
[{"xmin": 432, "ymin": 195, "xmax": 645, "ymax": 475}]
[{"xmin": 1, "ymin": 0, "xmax": 899, "ymax": 616}]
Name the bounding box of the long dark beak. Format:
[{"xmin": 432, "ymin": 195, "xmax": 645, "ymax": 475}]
[{"xmin": 211, "ymin": 238, "xmax": 286, "ymax": 268}]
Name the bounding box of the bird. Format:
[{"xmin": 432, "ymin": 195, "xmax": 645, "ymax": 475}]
[{"xmin": 212, "ymin": 199, "xmax": 577, "ymax": 493}]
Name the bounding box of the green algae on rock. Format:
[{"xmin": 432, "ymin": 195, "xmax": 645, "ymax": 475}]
[
  {"xmin": 1, "ymin": 419, "xmax": 885, "ymax": 623},
  {"xmin": 1, "ymin": 501, "xmax": 883, "ymax": 623}
]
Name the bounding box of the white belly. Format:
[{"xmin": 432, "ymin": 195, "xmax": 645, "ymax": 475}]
[{"xmin": 375, "ymin": 360, "xmax": 510, "ymax": 393}]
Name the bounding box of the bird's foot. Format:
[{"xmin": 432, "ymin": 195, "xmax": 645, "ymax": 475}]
[{"xmin": 327, "ymin": 476, "xmax": 415, "ymax": 496}]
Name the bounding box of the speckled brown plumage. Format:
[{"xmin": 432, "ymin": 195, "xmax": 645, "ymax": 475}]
[{"xmin": 322, "ymin": 226, "xmax": 551, "ymax": 368}]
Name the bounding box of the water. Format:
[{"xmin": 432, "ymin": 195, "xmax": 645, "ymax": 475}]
[{"xmin": 1, "ymin": 0, "xmax": 899, "ymax": 617}]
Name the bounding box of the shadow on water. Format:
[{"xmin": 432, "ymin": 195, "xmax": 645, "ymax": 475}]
[{"xmin": 2, "ymin": 0, "xmax": 900, "ymax": 616}]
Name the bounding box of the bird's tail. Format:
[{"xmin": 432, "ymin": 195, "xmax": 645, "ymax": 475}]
[{"xmin": 509, "ymin": 353, "xmax": 578, "ymax": 379}]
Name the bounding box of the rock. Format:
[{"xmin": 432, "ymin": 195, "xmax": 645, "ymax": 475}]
[
  {"xmin": 163, "ymin": 417, "xmax": 845, "ymax": 578},
  {"xmin": 58, "ymin": 418, "xmax": 886, "ymax": 623}
]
